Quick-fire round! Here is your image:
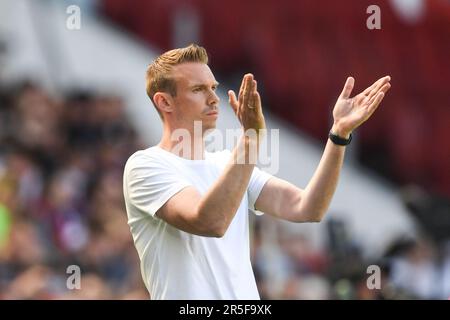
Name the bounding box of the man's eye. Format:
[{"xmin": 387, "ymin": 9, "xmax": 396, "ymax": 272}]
[{"xmin": 193, "ymin": 88, "xmax": 202, "ymax": 92}]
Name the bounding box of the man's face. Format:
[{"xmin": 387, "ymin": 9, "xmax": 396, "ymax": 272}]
[{"xmin": 169, "ymin": 62, "xmax": 220, "ymax": 131}]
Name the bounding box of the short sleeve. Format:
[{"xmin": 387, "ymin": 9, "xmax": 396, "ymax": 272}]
[
  {"xmin": 247, "ymin": 166, "xmax": 272, "ymax": 215},
  {"xmin": 123, "ymin": 153, "xmax": 192, "ymax": 218}
]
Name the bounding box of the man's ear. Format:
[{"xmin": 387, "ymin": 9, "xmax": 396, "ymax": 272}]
[{"xmin": 153, "ymin": 92, "xmax": 173, "ymax": 115}]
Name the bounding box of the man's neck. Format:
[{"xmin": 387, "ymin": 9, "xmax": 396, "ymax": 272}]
[{"xmin": 158, "ymin": 124, "xmax": 206, "ymax": 160}]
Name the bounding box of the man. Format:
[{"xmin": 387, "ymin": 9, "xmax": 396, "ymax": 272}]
[{"xmin": 123, "ymin": 44, "xmax": 391, "ymax": 299}]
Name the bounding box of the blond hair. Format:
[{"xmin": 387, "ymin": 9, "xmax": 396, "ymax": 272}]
[{"xmin": 146, "ymin": 44, "xmax": 209, "ymax": 118}]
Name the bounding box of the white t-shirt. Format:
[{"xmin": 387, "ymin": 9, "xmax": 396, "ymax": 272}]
[{"xmin": 123, "ymin": 146, "xmax": 272, "ymax": 300}]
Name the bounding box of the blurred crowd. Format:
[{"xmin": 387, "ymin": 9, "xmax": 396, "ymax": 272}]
[
  {"xmin": 1, "ymin": 83, "xmax": 449, "ymax": 300},
  {"xmin": 252, "ymin": 216, "xmax": 450, "ymax": 300},
  {"xmin": 0, "ymin": 82, "xmax": 148, "ymax": 299}
]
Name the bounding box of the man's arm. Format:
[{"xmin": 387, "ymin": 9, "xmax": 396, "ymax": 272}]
[
  {"xmin": 255, "ymin": 76, "xmax": 391, "ymax": 222},
  {"xmin": 255, "ymin": 137, "xmax": 344, "ymax": 222},
  {"xmin": 156, "ymin": 74, "xmax": 265, "ymax": 237},
  {"xmin": 156, "ymin": 135, "xmax": 256, "ymax": 237}
]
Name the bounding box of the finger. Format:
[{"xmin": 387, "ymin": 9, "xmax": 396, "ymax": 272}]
[
  {"xmin": 246, "ymin": 75, "xmax": 254, "ymax": 101},
  {"xmin": 361, "ymin": 78, "xmax": 383, "ymax": 96},
  {"xmin": 240, "ymin": 74, "xmax": 253, "ymax": 94},
  {"xmin": 239, "ymin": 75, "xmax": 246, "ymax": 93},
  {"xmin": 253, "ymin": 91, "xmax": 262, "ymax": 113},
  {"xmin": 363, "ymin": 75, "xmax": 391, "ymax": 98},
  {"xmin": 367, "ymin": 91, "xmax": 385, "ymax": 116},
  {"xmin": 240, "ymin": 76, "xmax": 249, "ymax": 117},
  {"xmin": 228, "ymin": 90, "xmax": 238, "ymax": 114},
  {"xmin": 239, "ymin": 75, "xmax": 251, "ymax": 118},
  {"xmin": 251, "ymin": 80, "xmax": 258, "ymax": 111},
  {"xmin": 367, "ymin": 77, "xmax": 390, "ymax": 101},
  {"xmin": 243, "ymin": 75, "xmax": 254, "ymax": 110},
  {"xmin": 238, "ymin": 74, "xmax": 249, "ymax": 105},
  {"xmin": 248, "ymin": 80, "xmax": 257, "ymax": 110},
  {"xmin": 379, "ymin": 82, "xmax": 391, "ymax": 94},
  {"xmin": 340, "ymin": 77, "xmax": 355, "ymax": 99},
  {"xmin": 364, "ymin": 83, "xmax": 390, "ymax": 106},
  {"xmin": 366, "ymin": 82, "xmax": 391, "ymax": 107}
]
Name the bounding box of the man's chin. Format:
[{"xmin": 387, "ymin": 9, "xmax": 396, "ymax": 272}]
[
  {"xmin": 202, "ymin": 121, "xmax": 217, "ymax": 133},
  {"xmin": 204, "ymin": 123, "xmax": 217, "ymax": 132}
]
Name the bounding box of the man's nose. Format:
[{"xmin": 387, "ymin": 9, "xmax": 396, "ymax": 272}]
[{"xmin": 209, "ymin": 90, "xmax": 220, "ymax": 106}]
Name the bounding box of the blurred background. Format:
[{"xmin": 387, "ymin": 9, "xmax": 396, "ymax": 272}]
[{"xmin": 0, "ymin": 0, "xmax": 449, "ymax": 299}]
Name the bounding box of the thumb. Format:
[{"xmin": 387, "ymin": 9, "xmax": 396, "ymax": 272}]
[
  {"xmin": 340, "ymin": 77, "xmax": 355, "ymax": 99},
  {"xmin": 228, "ymin": 90, "xmax": 238, "ymax": 114}
]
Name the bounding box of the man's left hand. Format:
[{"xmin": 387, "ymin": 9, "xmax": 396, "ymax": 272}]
[{"xmin": 331, "ymin": 76, "xmax": 391, "ymax": 138}]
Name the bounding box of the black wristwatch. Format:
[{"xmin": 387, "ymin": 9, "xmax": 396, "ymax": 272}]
[{"xmin": 329, "ymin": 131, "xmax": 352, "ymax": 146}]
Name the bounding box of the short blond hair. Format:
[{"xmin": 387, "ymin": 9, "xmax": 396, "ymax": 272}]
[{"xmin": 146, "ymin": 44, "xmax": 209, "ymax": 117}]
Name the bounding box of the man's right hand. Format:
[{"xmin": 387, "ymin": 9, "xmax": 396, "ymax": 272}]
[{"xmin": 228, "ymin": 74, "xmax": 266, "ymax": 135}]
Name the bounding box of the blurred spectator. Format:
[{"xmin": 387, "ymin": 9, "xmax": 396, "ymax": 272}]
[{"xmin": 0, "ymin": 81, "xmax": 147, "ymax": 299}]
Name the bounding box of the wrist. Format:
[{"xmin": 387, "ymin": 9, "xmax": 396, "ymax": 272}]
[
  {"xmin": 234, "ymin": 135, "xmax": 259, "ymax": 165},
  {"xmin": 329, "ymin": 123, "xmax": 352, "ymax": 146},
  {"xmin": 331, "ymin": 123, "xmax": 351, "ymax": 139}
]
